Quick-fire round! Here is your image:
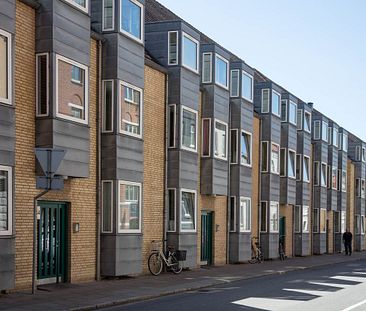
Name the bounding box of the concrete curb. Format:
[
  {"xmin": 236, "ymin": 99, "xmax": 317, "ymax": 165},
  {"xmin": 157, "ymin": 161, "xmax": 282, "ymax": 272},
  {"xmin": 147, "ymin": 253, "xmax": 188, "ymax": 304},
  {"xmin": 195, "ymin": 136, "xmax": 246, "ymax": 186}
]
[{"xmin": 70, "ymin": 256, "xmax": 364, "ymax": 311}]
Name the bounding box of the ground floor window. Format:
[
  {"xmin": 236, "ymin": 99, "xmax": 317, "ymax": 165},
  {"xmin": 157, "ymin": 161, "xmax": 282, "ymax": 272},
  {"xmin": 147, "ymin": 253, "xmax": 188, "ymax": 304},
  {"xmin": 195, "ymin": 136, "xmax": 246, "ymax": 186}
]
[
  {"xmin": 260, "ymin": 202, "xmax": 267, "ymax": 232},
  {"xmin": 334, "ymin": 211, "xmax": 340, "ymax": 233},
  {"xmin": 102, "ymin": 181, "xmax": 113, "ymax": 233},
  {"xmin": 0, "ymin": 166, "xmax": 12, "ymax": 236},
  {"xmin": 313, "ymin": 208, "xmax": 319, "ymax": 233},
  {"xmin": 118, "ymin": 181, "xmax": 141, "ymax": 233},
  {"xmin": 239, "ymin": 197, "xmax": 251, "ymax": 232},
  {"xmin": 294, "ymin": 205, "xmax": 301, "ymax": 233},
  {"xmin": 320, "ymin": 209, "xmax": 326, "ymax": 233},
  {"xmin": 355, "ymin": 215, "xmax": 361, "ymax": 234},
  {"xmin": 229, "ymin": 197, "xmax": 236, "ymax": 232},
  {"xmin": 341, "ymin": 211, "xmax": 346, "ymax": 233},
  {"xmin": 303, "ymin": 206, "xmax": 309, "ymax": 233},
  {"xmin": 269, "ymin": 201, "xmax": 279, "ymax": 232},
  {"xmin": 181, "ymin": 189, "xmax": 196, "ymax": 231},
  {"xmin": 167, "ymin": 189, "xmax": 176, "ymax": 232}
]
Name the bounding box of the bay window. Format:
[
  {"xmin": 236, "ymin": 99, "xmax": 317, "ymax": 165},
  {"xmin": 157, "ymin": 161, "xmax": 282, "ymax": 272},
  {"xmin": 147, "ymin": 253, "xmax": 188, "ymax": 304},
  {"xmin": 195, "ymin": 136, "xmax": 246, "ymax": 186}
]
[
  {"xmin": 120, "ymin": 82, "xmax": 142, "ymax": 137},
  {"xmin": 303, "ymin": 206, "xmax": 309, "ymax": 233},
  {"xmin": 342, "ymin": 133, "xmax": 348, "ymax": 152},
  {"xmin": 181, "ymin": 106, "xmax": 197, "ymax": 152},
  {"xmin": 281, "ymin": 100, "xmax": 287, "ymax": 122},
  {"xmin": 242, "ymin": 71, "xmax": 253, "ymax": 102},
  {"xmin": 260, "ymin": 202, "xmax": 267, "ymax": 232},
  {"xmin": 168, "ymin": 31, "xmax": 179, "ymax": 66},
  {"xmin": 271, "ymin": 143, "xmax": 280, "ymax": 174},
  {"xmin": 167, "ymin": 189, "xmax": 176, "ymax": 232},
  {"xmin": 64, "ymin": 0, "xmax": 88, "ymax": 13},
  {"xmin": 294, "ymin": 205, "xmax": 301, "ymax": 233},
  {"xmin": 229, "ymin": 197, "xmax": 236, "ymax": 232},
  {"xmin": 118, "ymin": 181, "xmax": 141, "ymax": 233},
  {"xmin": 241, "ymin": 131, "xmax": 252, "ymax": 166},
  {"xmin": 269, "ymin": 202, "xmax": 279, "ymax": 232},
  {"xmin": 0, "ymin": 29, "xmax": 11, "ymax": 105},
  {"xmin": 102, "ymin": 181, "xmax": 113, "ymax": 233},
  {"xmin": 333, "ymin": 127, "xmax": 338, "ymax": 147},
  {"xmin": 120, "ymin": 0, "xmax": 143, "ymax": 41},
  {"xmin": 272, "ymin": 90, "xmax": 281, "ymax": 117},
  {"xmin": 342, "ymin": 170, "xmax": 347, "ymax": 192},
  {"xmin": 182, "ymin": 32, "xmax": 199, "ymax": 73},
  {"xmin": 303, "ymin": 156, "xmax": 310, "ymax": 182},
  {"xmin": 181, "ymin": 189, "xmax": 196, "ymax": 232},
  {"xmin": 215, "ymin": 54, "xmax": 229, "ymax": 88},
  {"xmin": 356, "ymin": 146, "xmax": 361, "ymax": 161},
  {"xmin": 289, "ymin": 101, "xmax": 297, "ymax": 125},
  {"xmin": 313, "ymin": 121, "xmax": 321, "ymax": 140},
  {"xmin": 288, "ymin": 149, "xmax": 296, "ymax": 179},
  {"xmin": 296, "ymin": 154, "xmax": 301, "ymax": 180},
  {"xmin": 36, "ymin": 53, "xmax": 49, "ymax": 116},
  {"xmin": 202, "ymin": 53, "xmax": 212, "ymax": 83},
  {"xmin": 56, "ymin": 55, "xmax": 88, "ymax": 124},
  {"xmin": 261, "ymin": 89, "xmax": 270, "ymax": 113},
  {"xmin": 261, "ymin": 141, "xmax": 269, "ymax": 172},
  {"xmin": 230, "ymin": 70, "xmax": 239, "ymax": 97},
  {"xmin": 0, "ymin": 166, "xmax": 12, "ymax": 236},
  {"xmin": 297, "ymin": 109, "xmax": 303, "ymax": 130},
  {"xmin": 356, "ymin": 179, "xmax": 361, "ymax": 197},
  {"xmin": 214, "ymin": 120, "xmax": 228, "ymax": 160},
  {"xmin": 304, "ymin": 111, "xmax": 311, "ymax": 133},
  {"xmin": 230, "ymin": 129, "xmax": 238, "ymax": 164},
  {"xmin": 103, "ymin": 0, "xmax": 114, "ymax": 31},
  {"xmin": 239, "ymin": 197, "xmax": 251, "ymax": 232},
  {"xmin": 314, "ymin": 162, "xmax": 320, "ymax": 186},
  {"xmin": 102, "ymin": 80, "xmax": 114, "ymax": 132},
  {"xmin": 202, "ymin": 118, "xmax": 211, "ymax": 157},
  {"xmin": 322, "ymin": 121, "xmax": 328, "ymax": 142},
  {"xmin": 320, "ymin": 209, "xmax": 326, "ymax": 233},
  {"xmin": 168, "ymin": 104, "xmax": 176, "ymax": 148},
  {"xmin": 321, "ymin": 162, "xmax": 327, "ymax": 187},
  {"xmin": 332, "ymin": 167, "xmax": 338, "ymax": 190}
]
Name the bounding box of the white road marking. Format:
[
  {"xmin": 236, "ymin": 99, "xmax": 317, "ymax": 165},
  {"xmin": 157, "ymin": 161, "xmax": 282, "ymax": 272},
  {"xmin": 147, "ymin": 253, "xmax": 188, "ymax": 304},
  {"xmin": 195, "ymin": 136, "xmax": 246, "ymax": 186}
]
[
  {"xmin": 352, "ymin": 271, "xmax": 366, "ymax": 275},
  {"xmin": 307, "ymin": 281, "xmax": 352, "ymax": 288},
  {"xmin": 331, "ymin": 276, "xmax": 366, "ymax": 283},
  {"xmin": 341, "ymin": 299, "xmax": 366, "ymax": 311},
  {"xmin": 282, "ymin": 288, "xmax": 332, "ymax": 296},
  {"xmin": 232, "ymin": 297, "xmax": 302, "ymax": 310}
]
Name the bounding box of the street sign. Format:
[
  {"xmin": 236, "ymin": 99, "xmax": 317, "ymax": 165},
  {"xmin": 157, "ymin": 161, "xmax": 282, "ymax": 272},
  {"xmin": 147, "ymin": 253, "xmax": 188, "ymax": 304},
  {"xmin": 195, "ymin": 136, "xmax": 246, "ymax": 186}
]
[{"xmin": 35, "ymin": 148, "xmax": 66, "ymax": 177}]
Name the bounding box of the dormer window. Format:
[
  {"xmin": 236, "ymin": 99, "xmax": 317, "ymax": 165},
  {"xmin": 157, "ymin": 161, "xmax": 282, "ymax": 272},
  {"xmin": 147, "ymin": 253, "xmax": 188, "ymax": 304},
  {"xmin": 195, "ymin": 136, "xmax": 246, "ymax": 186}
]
[
  {"xmin": 215, "ymin": 54, "xmax": 229, "ymax": 89},
  {"xmin": 272, "ymin": 90, "xmax": 281, "ymax": 117},
  {"xmin": 103, "ymin": 0, "xmax": 115, "ymax": 31},
  {"xmin": 289, "ymin": 101, "xmax": 297, "ymax": 125},
  {"xmin": 121, "ymin": 0, "xmax": 143, "ymax": 42},
  {"xmin": 64, "ymin": 0, "xmax": 88, "ymax": 13},
  {"xmin": 242, "ymin": 71, "xmax": 253, "ymax": 102},
  {"xmin": 182, "ymin": 32, "xmax": 199, "ymax": 73}
]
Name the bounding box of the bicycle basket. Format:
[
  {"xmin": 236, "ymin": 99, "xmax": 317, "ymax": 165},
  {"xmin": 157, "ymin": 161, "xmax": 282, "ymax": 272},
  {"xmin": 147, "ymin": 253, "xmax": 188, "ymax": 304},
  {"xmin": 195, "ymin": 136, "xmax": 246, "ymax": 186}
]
[
  {"xmin": 150, "ymin": 240, "xmax": 163, "ymax": 252},
  {"xmin": 175, "ymin": 250, "xmax": 187, "ymax": 261}
]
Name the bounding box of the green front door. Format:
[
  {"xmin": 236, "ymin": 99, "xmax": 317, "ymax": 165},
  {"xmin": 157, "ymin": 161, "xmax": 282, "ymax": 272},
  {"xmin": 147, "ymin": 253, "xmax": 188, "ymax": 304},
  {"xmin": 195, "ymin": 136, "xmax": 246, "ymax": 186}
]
[
  {"xmin": 201, "ymin": 212, "xmax": 213, "ymax": 265},
  {"xmin": 38, "ymin": 202, "xmax": 68, "ymax": 282}
]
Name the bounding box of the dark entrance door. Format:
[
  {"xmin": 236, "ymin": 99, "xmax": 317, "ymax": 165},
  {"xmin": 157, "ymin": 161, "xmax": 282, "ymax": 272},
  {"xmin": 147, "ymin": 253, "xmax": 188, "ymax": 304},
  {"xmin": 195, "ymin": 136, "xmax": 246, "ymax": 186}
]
[
  {"xmin": 38, "ymin": 202, "xmax": 68, "ymax": 282},
  {"xmin": 279, "ymin": 216, "xmax": 286, "ymax": 254},
  {"xmin": 201, "ymin": 212, "xmax": 213, "ymax": 265}
]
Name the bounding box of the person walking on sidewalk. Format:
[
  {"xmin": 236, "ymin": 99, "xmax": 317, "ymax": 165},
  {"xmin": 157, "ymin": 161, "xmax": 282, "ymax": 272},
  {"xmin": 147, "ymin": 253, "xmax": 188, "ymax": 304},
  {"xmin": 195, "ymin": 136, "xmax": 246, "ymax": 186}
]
[{"xmin": 343, "ymin": 229, "xmax": 353, "ymax": 256}]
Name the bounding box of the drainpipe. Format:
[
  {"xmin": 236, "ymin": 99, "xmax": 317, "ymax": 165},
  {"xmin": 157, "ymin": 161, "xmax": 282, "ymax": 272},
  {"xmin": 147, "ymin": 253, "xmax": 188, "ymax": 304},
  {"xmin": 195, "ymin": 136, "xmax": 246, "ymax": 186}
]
[
  {"xmin": 226, "ymin": 101, "xmax": 232, "ymax": 264},
  {"xmin": 163, "ymin": 75, "xmax": 169, "ymax": 252},
  {"xmin": 258, "ymin": 116, "xmax": 263, "ymax": 245}
]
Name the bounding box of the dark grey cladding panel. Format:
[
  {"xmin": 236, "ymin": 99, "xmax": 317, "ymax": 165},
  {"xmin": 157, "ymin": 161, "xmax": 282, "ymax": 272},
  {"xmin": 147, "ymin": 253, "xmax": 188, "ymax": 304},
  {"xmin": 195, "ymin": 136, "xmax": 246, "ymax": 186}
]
[
  {"xmin": 338, "ymin": 152, "xmax": 348, "ymax": 168},
  {"xmin": 328, "ymin": 146, "xmax": 338, "ymax": 165},
  {"xmin": 230, "ymin": 99, "xmax": 241, "ymax": 128},
  {"xmin": 0, "ymin": 106, "xmax": 15, "ymax": 166},
  {"xmin": 270, "ymin": 174, "xmax": 280, "ymax": 201},
  {"xmin": 296, "ymin": 182, "xmax": 311, "ymax": 206},
  {"xmin": 229, "ymin": 233, "xmax": 251, "ymax": 263},
  {"xmin": 0, "ymin": 237, "xmax": 15, "ymax": 290},
  {"xmin": 212, "ymin": 159, "xmax": 228, "ymax": 196},
  {"xmin": 354, "ymin": 162, "xmax": 366, "ymax": 179},
  {"xmin": 100, "ymin": 235, "xmax": 116, "ymax": 276},
  {"xmin": 178, "ymin": 233, "xmax": 197, "ymax": 269},
  {"xmin": 239, "ymin": 166, "xmax": 253, "ymax": 198},
  {"xmin": 115, "ymin": 235, "xmax": 143, "ymax": 275},
  {"xmin": 200, "ymin": 158, "xmax": 212, "ymax": 194},
  {"xmin": 116, "ymin": 135, "xmax": 144, "ymax": 183},
  {"xmin": 90, "ymin": 0, "xmax": 103, "ymax": 33},
  {"xmin": 118, "ymin": 35, "xmax": 145, "ymax": 88},
  {"xmin": 313, "ymin": 141, "xmax": 328, "ymax": 162},
  {"xmin": 101, "ymin": 134, "xmax": 117, "ymax": 180},
  {"xmin": 0, "ymin": 0, "xmax": 15, "ymax": 33},
  {"xmin": 281, "ymin": 124, "xmax": 297, "ymax": 150},
  {"xmin": 337, "ymin": 192, "xmax": 347, "ymax": 210},
  {"xmin": 180, "ymin": 70, "xmax": 200, "ymax": 110},
  {"xmin": 313, "ymin": 233, "xmax": 326, "ymax": 254},
  {"xmin": 271, "ymin": 117, "xmax": 281, "ymax": 144},
  {"xmin": 52, "ymin": 119, "xmax": 90, "ymax": 177},
  {"xmin": 180, "ymin": 151, "xmax": 199, "ymax": 190},
  {"xmin": 261, "ymin": 116, "xmax": 272, "ymax": 141},
  {"xmin": 229, "ymin": 166, "xmax": 239, "ymax": 196},
  {"xmin": 261, "ymin": 173, "xmax": 270, "ymax": 201},
  {"xmin": 313, "ymin": 187, "xmax": 327, "ymax": 209},
  {"xmin": 35, "ymin": 118, "xmax": 53, "ymax": 148},
  {"xmin": 327, "ymin": 190, "xmax": 337, "ymax": 211},
  {"xmin": 260, "ymin": 233, "xmax": 279, "ymax": 259},
  {"xmin": 302, "ymin": 134, "xmax": 312, "ymax": 156},
  {"xmin": 201, "ymin": 43, "xmax": 230, "ymax": 61},
  {"xmin": 241, "ymin": 101, "xmax": 254, "ymax": 132},
  {"xmin": 168, "ymin": 68, "xmax": 181, "ymax": 105},
  {"xmin": 167, "ymin": 149, "xmax": 179, "ymax": 188},
  {"xmin": 230, "ymin": 61, "xmax": 254, "ymax": 76},
  {"xmin": 295, "ymin": 233, "xmax": 310, "ymax": 256},
  {"xmin": 102, "ymin": 33, "xmax": 119, "ymax": 79},
  {"xmin": 213, "ymin": 86, "xmax": 230, "ymax": 122},
  {"xmin": 253, "ymin": 81, "xmax": 271, "ymax": 113},
  {"xmin": 280, "ymin": 178, "xmax": 296, "ymax": 205}
]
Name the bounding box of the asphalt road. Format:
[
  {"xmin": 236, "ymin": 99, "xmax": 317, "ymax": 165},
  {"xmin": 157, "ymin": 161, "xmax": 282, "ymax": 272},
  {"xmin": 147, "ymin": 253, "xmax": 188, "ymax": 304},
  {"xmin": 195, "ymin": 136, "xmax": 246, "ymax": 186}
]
[{"xmin": 103, "ymin": 260, "xmax": 366, "ymax": 311}]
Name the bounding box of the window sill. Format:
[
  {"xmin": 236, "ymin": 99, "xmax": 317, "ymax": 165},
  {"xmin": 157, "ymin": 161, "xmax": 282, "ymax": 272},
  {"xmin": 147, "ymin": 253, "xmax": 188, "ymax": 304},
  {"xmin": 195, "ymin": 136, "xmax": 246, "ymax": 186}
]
[
  {"xmin": 119, "ymin": 30, "xmax": 144, "ymax": 45},
  {"xmin": 61, "ymin": 0, "xmax": 90, "ymax": 15}
]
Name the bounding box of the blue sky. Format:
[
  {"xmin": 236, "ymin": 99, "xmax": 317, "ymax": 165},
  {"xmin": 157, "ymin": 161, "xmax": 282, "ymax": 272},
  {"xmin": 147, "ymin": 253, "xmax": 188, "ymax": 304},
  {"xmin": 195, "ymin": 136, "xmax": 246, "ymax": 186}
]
[{"xmin": 158, "ymin": 0, "xmax": 366, "ymax": 140}]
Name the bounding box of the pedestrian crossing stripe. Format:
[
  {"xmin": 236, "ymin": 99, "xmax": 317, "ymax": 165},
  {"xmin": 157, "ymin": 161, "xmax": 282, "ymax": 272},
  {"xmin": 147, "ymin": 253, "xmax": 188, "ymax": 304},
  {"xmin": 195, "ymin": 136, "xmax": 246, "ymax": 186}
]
[
  {"xmin": 330, "ymin": 275, "xmax": 366, "ymax": 283},
  {"xmin": 307, "ymin": 281, "xmax": 351, "ymax": 288},
  {"xmin": 232, "ymin": 297, "xmax": 301, "ymax": 310},
  {"xmin": 282, "ymin": 288, "xmax": 332, "ymax": 296}
]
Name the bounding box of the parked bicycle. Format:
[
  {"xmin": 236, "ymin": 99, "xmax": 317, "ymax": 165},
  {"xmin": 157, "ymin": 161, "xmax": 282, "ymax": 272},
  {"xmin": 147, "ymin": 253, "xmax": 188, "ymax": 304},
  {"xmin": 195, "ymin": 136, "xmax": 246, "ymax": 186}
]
[
  {"xmin": 248, "ymin": 237, "xmax": 264, "ymax": 264},
  {"xmin": 279, "ymin": 235, "xmax": 286, "ymax": 261},
  {"xmin": 148, "ymin": 240, "xmax": 186, "ymax": 276}
]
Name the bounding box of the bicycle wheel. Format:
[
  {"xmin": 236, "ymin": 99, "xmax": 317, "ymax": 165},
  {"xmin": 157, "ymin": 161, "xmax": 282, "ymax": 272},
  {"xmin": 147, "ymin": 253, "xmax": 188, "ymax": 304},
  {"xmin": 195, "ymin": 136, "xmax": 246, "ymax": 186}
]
[
  {"xmin": 248, "ymin": 258, "xmax": 258, "ymax": 264},
  {"xmin": 148, "ymin": 253, "xmax": 163, "ymax": 276},
  {"xmin": 170, "ymin": 255, "xmax": 183, "ymax": 274}
]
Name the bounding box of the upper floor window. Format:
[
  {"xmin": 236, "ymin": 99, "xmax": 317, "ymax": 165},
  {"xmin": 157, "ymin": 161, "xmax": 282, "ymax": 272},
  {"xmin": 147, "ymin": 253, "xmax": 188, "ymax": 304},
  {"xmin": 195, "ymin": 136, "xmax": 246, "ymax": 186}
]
[
  {"xmin": 103, "ymin": 0, "xmax": 115, "ymax": 31},
  {"xmin": 214, "ymin": 120, "xmax": 228, "ymax": 160},
  {"xmin": 120, "ymin": 81, "xmax": 142, "ymax": 138},
  {"xmin": 342, "ymin": 133, "xmax": 348, "ymax": 152},
  {"xmin": 121, "ymin": 0, "xmax": 143, "ymax": 41},
  {"xmin": 202, "ymin": 118, "xmax": 211, "ymax": 157},
  {"xmin": 271, "ymin": 143, "xmax": 280, "ymax": 174},
  {"xmin": 181, "ymin": 189, "xmax": 196, "ymax": 232},
  {"xmin": 304, "ymin": 111, "xmax": 311, "ymax": 133},
  {"xmin": 261, "ymin": 89, "xmax": 270, "ymax": 113},
  {"xmin": 0, "ymin": 166, "xmax": 12, "ymax": 236},
  {"xmin": 297, "ymin": 109, "xmax": 303, "ymax": 130},
  {"xmin": 321, "ymin": 162, "xmax": 327, "ymax": 187},
  {"xmin": 230, "ymin": 70, "xmax": 239, "ymax": 97},
  {"xmin": 36, "ymin": 53, "xmax": 49, "ymax": 116},
  {"xmin": 332, "ymin": 127, "xmax": 338, "ymax": 147},
  {"xmin": 168, "ymin": 31, "xmax": 179, "ymax": 66},
  {"xmin": 241, "ymin": 131, "xmax": 252, "ymax": 166},
  {"xmin": 261, "ymin": 141, "xmax": 268, "ymax": 172},
  {"xmin": 64, "ymin": 0, "xmax": 88, "ymax": 13},
  {"xmin": 289, "ymin": 101, "xmax": 297, "ymax": 125},
  {"xmin": 363, "ymin": 147, "xmax": 366, "ymax": 162},
  {"xmin": 272, "ymin": 90, "xmax": 281, "ymax": 117},
  {"xmin": 230, "ymin": 129, "xmax": 238, "ymax": 164},
  {"xmin": 0, "ymin": 29, "xmax": 11, "ymax": 105},
  {"xmin": 215, "ymin": 54, "xmax": 229, "ymax": 88},
  {"xmin": 167, "ymin": 189, "xmax": 176, "ymax": 232},
  {"xmin": 322, "ymin": 121, "xmax": 328, "ymax": 142},
  {"xmin": 56, "ymin": 55, "xmax": 88, "ymax": 124},
  {"xmin": 181, "ymin": 106, "xmax": 197, "ymax": 152},
  {"xmin": 102, "ymin": 181, "xmax": 113, "ymax": 233},
  {"xmin": 303, "ymin": 156, "xmax": 310, "ymax": 183},
  {"xmin": 242, "ymin": 71, "xmax": 253, "ymax": 102},
  {"xmin": 288, "ymin": 149, "xmax": 296, "ymax": 178},
  {"xmin": 168, "ymin": 105, "xmax": 176, "ymax": 148},
  {"xmin": 313, "ymin": 120, "xmax": 321, "ymax": 140},
  {"xmin": 202, "ymin": 53, "xmax": 212, "ymax": 83},
  {"xmin": 102, "ymin": 80, "xmax": 114, "ymax": 132},
  {"xmin": 240, "ymin": 197, "xmax": 251, "ymax": 232},
  {"xmin": 182, "ymin": 32, "xmax": 199, "ymax": 73},
  {"xmin": 118, "ymin": 181, "xmax": 141, "ymax": 233},
  {"xmin": 281, "ymin": 100, "xmax": 287, "ymax": 122}
]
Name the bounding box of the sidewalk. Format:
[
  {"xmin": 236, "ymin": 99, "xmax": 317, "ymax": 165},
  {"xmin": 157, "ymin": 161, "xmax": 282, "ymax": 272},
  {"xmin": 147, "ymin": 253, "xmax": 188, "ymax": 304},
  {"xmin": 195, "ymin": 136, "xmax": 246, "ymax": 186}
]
[{"xmin": 1, "ymin": 252, "xmax": 366, "ymax": 311}]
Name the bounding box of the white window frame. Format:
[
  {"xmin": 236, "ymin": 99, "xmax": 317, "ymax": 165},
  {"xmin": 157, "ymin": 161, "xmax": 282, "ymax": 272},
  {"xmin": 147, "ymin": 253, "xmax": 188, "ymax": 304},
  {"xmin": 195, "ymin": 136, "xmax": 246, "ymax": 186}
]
[
  {"xmin": 168, "ymin": 31, "xmax": 179, "ymax": 66},
  {"xmin": 0, "ymin": 166, "xmax": 12, "ymax": 236},
  {"xmin": 269, "ymin": 201, "xmax": 279, "ymax": 233},
  {"xmin": 201, "ymin": 118, "xmax": 211, "ymax": 158},
  {"xmin": 120, "ymin": 0, "xmax": 144, "ymax": 43},
  {"xmin": 313, "ymin": 208, "xmax": 319, "ymax": 233},
  {"xmin": 314, "ymin": 161, "xmax": 320, "ymax": 186},
  {"xmin": 102, "ymin": 0, "xmax": 115, "ymax": 31},
  {"xmin": 333, "ymin": 127, "xmax": 339, "ymax": 147},
  {"xmin": 168, "ymin": 104, "xmax": 176, "ymax": 148},
  {"xmin": 297, "ymin": 109, "xmax": 303, "ymax": 131},
  {"xmin": 362, "ymin": 147, "xmax": 366, "ymax": 163},
  {"xmin": 261, "ymin": 141, "xmax": 269, "ymax": 172},
  {"xmin": 180, "ymin": 105, "xmax": 198, "ymax": 153},
  {"xmin": 64, "ymin": 0, "xmax": 89, "ymax": 13},
  {"xmin": 55, "ymin": 54, "xmax": 89, "ymax": 125},
  {"xmin": 332, "ymin": 166, "xmax": 338, "ymax": 190},
  {"xmin": 36, "ymin": 53, "xmax": 49, "ymax": 117},
  {"xmin": 182, "ymin": 32, "xmax": 199, "ymax": 74},
  {"xmin": 289, "ymin": 100, "xmax": 297, "ymax": 126},
  {"xmin": 271, "ymin": 142, "xmax": 280, "ymax": 175},
  {"xmin": 304, "ymin": 110, "xmax": 311, "ymax": 133},
  {"xmin": 313, "ymin": 120, "xmax": 321, "ymax": 140},
  {"xmin": 202, "ymin": 52, "xmax": 212, "ymax": 83},
  {"xmin": 102, "ymin": 79, "xmax": 114, "ymax": 133},
  {"xmin": 342, "ymin": 133, "xmax": 348, "ymax": 152},
  {"xmin": 241, "ymin": 130, "xmax": 252, "ymax": 167},
  {"xmin": 230, "ymin": 129, "xmax": 238, "ymax": 164},
  {"xmin": 167, "ymin": 188, "xmax": 176, "ymax": 232},
  {"xmin": 281, "ymin": 99, "xmax": 287, "ymax": 123},
  {"xmin": 288, "ymin": 149, "xmax": 296, "ymax": 179},
  {"xmin": 320, "ymin": 208, "xmax": 327, "ymax": 233},
  {"xmin": 214, "ymin": 119, "xmax": 228, "ymax": 161},
  {"xmin": 230, "ymin": 69, "xmax": 240, "ymax": 97},
  {"xmin": 120, "ymin": 80, "xmax": 143, "ymax": 138},
  {"xmin": 180, "ymin": 188, "xmax": 197, "ymax": 233},
  {"xmin": 261, "ymin": 89, "xmax": 270, "ymax": 113},
  {"xmin": 322, "ymin": 121, "xmax": 328, "ymax": 142},
  {"xmin": 356, "ymin": 146, "xmax": 361, "ymax": 161},
  {"xmin": 296, "ymin": 154, "xmax": 302, "ymax": 181},
  {"xmin": 239, "ymin": 197, "xmax": 251, "ymax": 233},
  {"xmin": 0, "ymin": 29, "xmax": 12, "ymax": 105},
  {"xmin": 271, "ymin": 90, "xmax": 281, "ymax": 117},
  {"xmin": 303, "ymin": 155, "xmax": 310, "ymax": 183},
  {"xmin": 229, "ymin": 196, "xmax": 237, "ymax": 233},
  {"xmin": 241, "ymin": 70, "xmax": 253, "ymax": 102},
  {"xmin": 280, "ymin": 148, "xmax": 287, "ymax": 177},
  {"xmin": 342, "ymin": 170, "xmax": 347, "ymax": 193},
  {"xmin": 320, "ymin": 162, "xmax": 327, "ymax": 187},
  {"xmin": 117, "ymin": 180, "xmax": 142, "ymax": 233},
  {"xmin": 101, "ymin": 180, "xmax": 114, "ymax": 233},
  {"xmin": 215, "ymin": 54, "xmax": 229, "ymax": 89},
  {"xmin": 302, "ymin": 206, "xmax": 310, "ymax": 233}
]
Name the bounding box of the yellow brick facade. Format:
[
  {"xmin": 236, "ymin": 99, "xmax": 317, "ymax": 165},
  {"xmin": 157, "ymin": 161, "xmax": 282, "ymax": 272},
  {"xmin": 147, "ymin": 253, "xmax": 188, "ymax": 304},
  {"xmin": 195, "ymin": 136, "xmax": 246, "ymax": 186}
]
[
  {"xmin": 14, "ymin": 1, "xmax": 97, "ymax": 289},
  {"xmin": 280, "ymin": 205, "xmax": 293, "ymax": 257},
  {"xmin": 142, "ymin": 65, "xmax": 166, "ymax": 272},
  {"xmin": 327, "ymin": 211, "xmax": 334, "ymax": 253}
]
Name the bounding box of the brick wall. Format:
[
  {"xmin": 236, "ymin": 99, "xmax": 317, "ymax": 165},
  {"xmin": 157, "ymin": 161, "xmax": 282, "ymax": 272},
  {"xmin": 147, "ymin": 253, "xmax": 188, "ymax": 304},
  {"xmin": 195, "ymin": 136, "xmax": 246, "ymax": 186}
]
[
  {"xmin": 280, "ymin": 205, "xmax": 293, "ymax": 257},
  {"xmin": 14, "ymin": 0, "xmax": 97, "ymax": 289},
  {"xmin": 252, "ymin": 116, "xmax": 260, "ymax": 238},
  {"xmin": 327, "ymin": 210, "xmax": 334, "ymax": 253},
  {"xmin": 347, "ymin": 160, "xmax": 355, "ymax": 249},
  {"xmin": 141, "ymin": 65, "xmax": 166, "ymax": 272}
]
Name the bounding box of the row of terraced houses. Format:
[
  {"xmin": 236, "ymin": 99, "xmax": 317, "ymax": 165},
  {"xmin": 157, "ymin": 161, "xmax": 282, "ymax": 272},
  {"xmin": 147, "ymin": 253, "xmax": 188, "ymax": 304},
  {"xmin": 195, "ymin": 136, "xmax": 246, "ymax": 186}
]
[{"xmin": 0, "ymin": 0, "xmax": 365, "ymax": 292}]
